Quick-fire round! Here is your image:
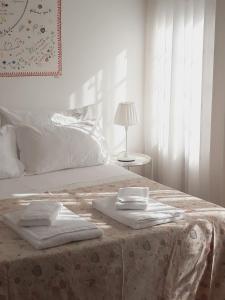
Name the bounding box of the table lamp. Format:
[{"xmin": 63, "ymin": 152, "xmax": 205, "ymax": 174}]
[{"xmin": 114, "ymin": 102, "xmax": 138, "ymax": 162}]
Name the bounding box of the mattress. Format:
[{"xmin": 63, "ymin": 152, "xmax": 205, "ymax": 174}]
[{"xmin": 0, "ymin": 164, "xmax": 139, "ymax": 200}]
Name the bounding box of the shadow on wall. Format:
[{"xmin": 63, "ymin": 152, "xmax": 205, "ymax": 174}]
[{"xmin": 68, "ymin": 50, "xmax": 128, "ymax": 155}]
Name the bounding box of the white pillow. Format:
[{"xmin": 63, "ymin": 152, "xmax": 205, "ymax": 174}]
[
  {"xmin": 0, "ymin": 103, "xmax": 102, "ymax": 128},
  {"xmin": 0, "ymin": 126, "xmax": 24, "ymax": 179},
  {"xmin": 16, "ymin": 123, "xmax": 108, "ymax": 175}
]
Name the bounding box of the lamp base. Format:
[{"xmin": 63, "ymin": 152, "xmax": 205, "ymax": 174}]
[
  {"xmin": 118, "ymin": 158, "xmax": 135, "ymax": 162},
  {"xmin": 117, "ymin": 152, "xmax": 135, "ymax": 162}
]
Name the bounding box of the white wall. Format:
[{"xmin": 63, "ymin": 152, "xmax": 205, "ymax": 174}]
[
  {"xmin": 210, "ymin": 0, "xmax": 225, "ymax": 205},
  {"xmin": 0, "ymin": 0, "xmax": 146, "ymax": 154}
]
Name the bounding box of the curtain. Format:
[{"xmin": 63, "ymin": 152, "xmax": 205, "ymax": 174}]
[{"xmin": 144, "ymin": 0, "xmax": 216, "ymax": 200}]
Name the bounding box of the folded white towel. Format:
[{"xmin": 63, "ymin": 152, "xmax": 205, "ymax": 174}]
[
  {"xmin": 117, "ymin": 187, "xmax": 149, "ymax": 203},
  {"xmin": 115, "ymin": 200, "xmax": 148, "ymax": 210},
  {"xmin": 19, "ymin": 201, "xmax": 61, "ymax": 227},
  {"xmin": 93, "ymin": 197, "xmax": 184, "ymax": 229},
  {"xmin": 3, "ymin": 206, "xmax": 103, "ymax": 249}
]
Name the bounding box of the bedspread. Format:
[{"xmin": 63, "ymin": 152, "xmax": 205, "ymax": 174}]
[{"xmin": 0, "ymin": 177, "xmax": 225, "ymax": 300}]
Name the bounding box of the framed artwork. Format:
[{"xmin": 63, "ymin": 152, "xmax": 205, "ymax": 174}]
[{"xmin": 0, "ymin": 0, "xmax": 62, "ymax": 77}]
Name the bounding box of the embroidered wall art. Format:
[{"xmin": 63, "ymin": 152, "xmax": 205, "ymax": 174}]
[{"xmin": 0, "ymin": 0, "xmax": 62, "ymax": 77}]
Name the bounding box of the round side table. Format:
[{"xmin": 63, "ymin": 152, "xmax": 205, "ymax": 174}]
[{"xmin": 111, "ymin": 153, "xmax": 152, "ymax": 171}]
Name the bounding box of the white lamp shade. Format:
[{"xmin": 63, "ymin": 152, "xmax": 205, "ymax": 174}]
[{"xmin": 114, "ymin": 102, "xmax": 138, "ymax": 127}]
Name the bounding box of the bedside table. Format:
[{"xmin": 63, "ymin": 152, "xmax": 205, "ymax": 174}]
[{"xmin": 111, "ymin": 153, "xmax": 152, "ymax": 171}]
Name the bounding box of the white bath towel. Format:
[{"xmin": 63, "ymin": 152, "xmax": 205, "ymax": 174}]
[
  {"xmin": 93, "ymin": 197, "xmax": 184, "ymax": 229},
  {"xmin": 117, "ymin": 187, "xmax": 149, "ymax": 203},
  {"xmin": 115, "ymin": 200, "xmax": 148, "ymax": 210},
  {"xmin": 19, "ymin": 201, "xmax": 61, "ymax": 227},
  {"xmin": 3, "ymin": 206, "xmax": 103, "ymax": 249}
]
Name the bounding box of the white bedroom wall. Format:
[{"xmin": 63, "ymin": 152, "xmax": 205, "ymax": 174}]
[{"xmin": 0, "ymin": 0, "xmax": 146, "ymax": 154}]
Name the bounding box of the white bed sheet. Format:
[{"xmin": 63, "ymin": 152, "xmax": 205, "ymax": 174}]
[{"xmin": 0, "ymin": 164, "xmax": 139, "ymax": 200}]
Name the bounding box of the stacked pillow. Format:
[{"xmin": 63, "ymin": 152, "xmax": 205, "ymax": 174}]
[
  {"xmin": 0, "ymin": 103, "xmax": 108, "ymax": 178},
  {"xmin": 0, "ymin": 103, "xmax": 102, "ymax": 128},
  {"xmin": 0, "ymin": 125, "xmax": 24, "ymax": 179}
]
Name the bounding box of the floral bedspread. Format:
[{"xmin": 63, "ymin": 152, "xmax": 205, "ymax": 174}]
[{"xmin": 0, "ymin": 177, "xmax": 225, "ymax": 300}]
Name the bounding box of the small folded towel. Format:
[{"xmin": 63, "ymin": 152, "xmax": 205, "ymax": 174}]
[
  {"xmin": 117, "ymin": 187, "xmax": 149, "ymax": 203},
  {"xmin": 19, "ymin": 201, "xmax": 61, "ymax": 227},
  {"xmin": 3, "ymin": 206, "xmax": 103, "ymax": 249},
  {"xmin": 116, "ymin": 187, "xmax": 149, "ymax": 210},
  {"xmin": 93, "ymin": 197, "xmax": 184, "ymax": 229},
  {"xmin": 115, "ymin": 200, "xmax": 148, "ymax": 210}
]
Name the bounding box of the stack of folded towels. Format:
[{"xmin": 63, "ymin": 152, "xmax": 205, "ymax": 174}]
[
  {"xmin": 93, "ymin": 187, "xmax": 184, "ymax": 229},
  {"xmin": 115, "ymin": 187, "xmax": 149, "ymax": 210},
  {"xmin": 3, "ymin": 201, "xmax": 102, "ymax": 250}
]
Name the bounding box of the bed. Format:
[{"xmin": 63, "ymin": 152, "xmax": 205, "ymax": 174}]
[
  {"xmin": 0, "ymin": 164, "xmax": 225, "ymax": 300},
  {"xmin": 1, "ymin": 105, "xmax": 225, "ymax": 299}
]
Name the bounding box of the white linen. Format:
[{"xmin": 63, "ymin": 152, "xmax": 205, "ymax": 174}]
[
  {"xmin": 117, "ymin": 187, "xmax": 149, "ymax": 202},
  {"xmin": 116, "ymin": 187, "xmax": 149, "ymax": 210},
  {"xmin": 3, "ymin": 206, "xmax": 103, "ymax": 249},
  {"xmin": 0, "ymin": 126, "xmax": 24, "ymax": 179},
  {"xmin": 93, "ymin": 197, "xmax": 184, "ymax": 229},
  {"xmin": 0, "ymin": 164, "xmax": 139, "ymax": 200},
  {"xmin": 115, "ymin": 200, "xmax": 148, "ymax": 210},
  {"xmin": 19, "ymin": 201, "xmax": 61, "ymax": 227},
  {"xmin": 16, "ymin": 123, "xmax": 108, "ymax": 175}
]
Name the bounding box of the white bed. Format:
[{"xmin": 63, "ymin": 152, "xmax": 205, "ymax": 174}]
[{"xmin": 0, "ymin": 163, "xmax": 139, "ymax": 200}]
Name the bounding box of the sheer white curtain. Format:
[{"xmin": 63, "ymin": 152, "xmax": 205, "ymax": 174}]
[{"xmin": 144, "ymin": 0, "xmax": 216, "ymax": 199}]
